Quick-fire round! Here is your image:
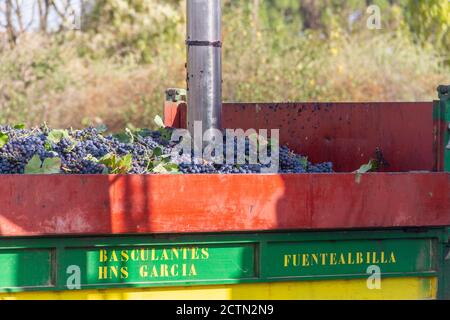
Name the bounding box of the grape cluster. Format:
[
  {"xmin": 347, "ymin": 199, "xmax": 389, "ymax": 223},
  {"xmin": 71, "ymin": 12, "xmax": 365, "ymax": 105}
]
[
  {"xmin": 279, "ymin": 146, "xmax": 307, "ymax": 173},
  {"xmin": 0, "ymin": 126, "xmax": 54, "ymax": 174},
  {"xmin": 0, "ymin": 125, "xmax": 334, "ymax": 175},
  {"xmin": 308, "ymin": 162, "xmax": 334, "ymax": 173}
]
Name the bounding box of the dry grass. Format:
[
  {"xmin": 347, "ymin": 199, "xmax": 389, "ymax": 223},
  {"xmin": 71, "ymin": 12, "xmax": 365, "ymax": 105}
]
[
  {"xmin": 320, "ymin": 32, "xmax": 449, "ymax": 102},
  {"xmin": 47, "ymin": 57, "xmax": 185, "ymax": 130},
  {"xmin": 0, "ymin": 17, "xmax": 449, "ymax": 131},
  {"xmin": 0, "ymin": 36, "xmax": 186, "ymax": 131}
]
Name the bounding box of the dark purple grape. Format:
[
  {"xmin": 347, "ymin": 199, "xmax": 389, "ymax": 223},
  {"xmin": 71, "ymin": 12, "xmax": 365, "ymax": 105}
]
[{"xmin": 0, "ymin": 125, "xmax": 334, "ymax": 175}]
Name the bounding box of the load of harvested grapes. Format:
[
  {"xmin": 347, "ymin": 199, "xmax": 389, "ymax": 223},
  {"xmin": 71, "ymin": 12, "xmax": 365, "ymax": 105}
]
[{"xmin": 0, "ymin": 122, "xmax": 333, "ymax": 175}]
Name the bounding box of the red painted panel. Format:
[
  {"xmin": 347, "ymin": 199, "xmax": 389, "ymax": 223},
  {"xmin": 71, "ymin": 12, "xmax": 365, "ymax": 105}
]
[
  {"xmin": 435, "ymin": 119, "xmax": 448, "ymax": 172},
  {"xmin": 164, "ymin": 102, "xmax": 435, "ymax": 172},
  {"xmin": 0, "ymin": 174, "xmax": 448, "ymax": 237},
  {"xmin": 164, "ymin": 102, "xmax": 187, "ymax": 128}
]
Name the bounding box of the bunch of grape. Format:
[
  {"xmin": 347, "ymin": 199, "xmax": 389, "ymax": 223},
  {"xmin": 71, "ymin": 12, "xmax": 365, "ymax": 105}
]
[
  {"xmin": 0, "ymin": 125, "xmax": 334, "ymax": 175},
  {"xmin": 308, "ymin": 162, "xmax": 334, "ymax": 173},
  {"xmin": 279, "ymin": 146, "xmax": 307, "ymax": 173},
  {"xmin": 0, "ymin": 126, "xmax": 54, "ymax": 174}
]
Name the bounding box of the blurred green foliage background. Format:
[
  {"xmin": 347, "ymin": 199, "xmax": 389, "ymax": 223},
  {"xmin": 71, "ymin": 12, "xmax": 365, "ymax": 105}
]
[{"xmin": 0, "ymin": 0, "xmax": 449, "ymax": 130}]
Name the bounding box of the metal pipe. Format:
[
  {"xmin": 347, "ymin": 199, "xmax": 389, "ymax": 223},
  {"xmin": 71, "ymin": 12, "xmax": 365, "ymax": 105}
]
[{"xmin": 186, "ymin": 0, "xmax": 222, "ymax": 137}]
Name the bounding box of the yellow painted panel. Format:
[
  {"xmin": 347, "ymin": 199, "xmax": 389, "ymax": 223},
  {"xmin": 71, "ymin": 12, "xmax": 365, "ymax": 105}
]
[{"xmin": 0, "ymin": 277, "xmax": 436, "ymax": 300}]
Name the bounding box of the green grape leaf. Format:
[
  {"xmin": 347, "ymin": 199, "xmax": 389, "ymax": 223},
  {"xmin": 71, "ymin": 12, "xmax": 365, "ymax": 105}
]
[
  {"xmin": 13, "ymin": 123, "xmax": 25, "ymax": 130},
  {"xmin": 0, "ymin": 132, "xmax": 9, "ymax": 148},
  {"xmin": 158, "ymin": 128, "xmax": 173, "ymax": 143},
  {"xmin": 152, "ymin": 162, "xmax": 168, "ymax": 174},
  {"xmin": 153, "ymin": 147, "xmax": 163, "ymax": 157},
  {"xmin": 47, "ymin": 129, "xmax": 69, "ymax": 144},
  {"xmin": 356, "ymin": 159, "xmax": 378, "ymax": 174},
  {"xmin": 64, "ymin": 140, "xmax": 78, "ymax": 152},
  {"xmin": 165, "ymin": 163, "xmax": 180, "ymax": 173},
  {"xmin": 44, "ymin": 141, "xmax": 53, "ymax": 151},
  {"xmin": 160, "ymin": 154, "xmax": 172, "ymax": 163},
  {"xmin": 84, "ymin": 154, "xmax": 99, "ymax": 163},
  {"xmin": 99, "ymin": 153, "xmax": 132, "ymax": 174},
  {"xmin": 99, "ymin": 153, "xmax": 116, "ymax": 168},
  {"xmin": 299, "ymin": 156, "xmax": 308, "ymax": 168},
  {"xmin": 24, "ymin": 155, "xmax": 42, "ymax": 174},
  {"xmin": 112, "ymin": 132, "xmax": 131, "ymax": 143},
  {"xmin": 25, "ymin": 155, "xmax": 61, "ymax": 174},
  {"xmin": 117, "ymin": 154, "xmax": 133, "ymax": 174},
  {"xmin": 41, "ymin": 157, "xmax": 62, "ymax": 174},
  {"xmin": 95, "ymin": 124, "xmax": 108, "ymax": 134},
  {"xmin": 248, "ymin": 132, "xmax": 269, "ymax": 148},
  {"xmin": 154, "ymin": 115, "xmax": 165, "ymax": 128},
  {"xmin": 125, "ymin": 128, "xmax": 135, "ymax": 144},
  {"xmin": 149, "ymin": 161, "xmax": 180, "ymax": 174},
  {"xmin": 135, "ymin": 128, "xmax": 152, "ymax": 138}
]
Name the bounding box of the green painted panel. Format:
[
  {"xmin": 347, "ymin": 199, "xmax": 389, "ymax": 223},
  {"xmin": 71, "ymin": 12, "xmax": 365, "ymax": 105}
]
[
  {"xmin": 436, "ymin": 87, "xmax": 450, "ymax": 172},
  {"xmin": 62, "ymin": 244, "xmax": 256, "ymax": 287},
  {"xmin": 444, "ymin": 99, "xmax": 450, "ymax": 173},
  {"xmin": 0, "ymin": 228, "xmax": 446, "ymax": 293},
  {"xmin": 265, "ymin": 239, "xmax": 434, "ymax": 279},
  {"xmin": 0, "ymin": 249, "xmax": 53, "ymax": 289},
  {"xmin": 444, "ymin": 245, "xmax": 450, "ymax": 300}
]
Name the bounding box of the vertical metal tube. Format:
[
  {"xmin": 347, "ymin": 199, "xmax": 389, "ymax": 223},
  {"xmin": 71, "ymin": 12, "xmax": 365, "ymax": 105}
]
[{"xmin": 186, "ymin": 0, "xmax": 222, "ymax": 137}]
